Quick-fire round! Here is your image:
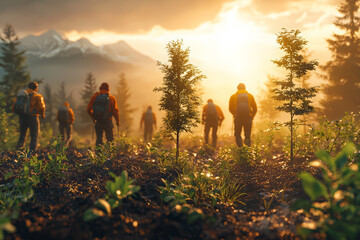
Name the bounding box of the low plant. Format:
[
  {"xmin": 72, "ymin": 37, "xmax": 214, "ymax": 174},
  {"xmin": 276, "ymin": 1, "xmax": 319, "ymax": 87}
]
[
  {"xmin": 292, "ymin": 143, "xmax": 360, "ymax": 239},
  {"xmin": 0, "ymin": 170, "xmax": 36, "ymax": 239},
  {"xmin": 114, "ymin": 133, "xmax": 135, "ymax": 154},
  {"xmin": 160, "ymin": 172, "xmax": 219, "ymax": 208},
  {"xmin": 83, "ymin": 171, "xmax": 140, "ymax": 222},
  {"xmin": 218, "ymin": 145, "xmax": 254, "ymax": 166}
]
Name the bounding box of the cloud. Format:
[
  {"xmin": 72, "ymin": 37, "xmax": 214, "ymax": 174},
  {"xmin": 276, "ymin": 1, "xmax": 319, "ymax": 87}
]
[
  {"xmin": 251, "ymin": 0, "xmax": 342, "ymax": 14},
  {"xmin": 0, "ymin": 0, "xmax": 234, "ymax": 34}
]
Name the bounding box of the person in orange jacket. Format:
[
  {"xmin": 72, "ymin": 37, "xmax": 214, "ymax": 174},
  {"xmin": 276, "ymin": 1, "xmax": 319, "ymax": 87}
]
[
  {"xmin": 87, "ymin": 82, "xmax": 120, "ymax": 146},
  {"xmin": 229, "ymin": 83, "xmax": 257, "ymax": 147},
  {"xmin": 12, "ymin": 81, "xmax": 45, "ymax": 154},
  {"xmin": 140, "ymin": 106, "xmax": 157, "ymax": 142},
  {"xmin": 56, "ymin": 101, "xmax": 75, "ymax": 146}
]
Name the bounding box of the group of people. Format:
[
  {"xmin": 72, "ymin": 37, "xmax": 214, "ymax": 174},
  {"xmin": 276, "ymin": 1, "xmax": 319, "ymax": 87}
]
[
  {"xmin": 12, "ymin": 81, "xmax": 256, "ymax": 154},
  {"xmin": 202, "ymin": 83, "xmax": 257, "ymax": 147}
]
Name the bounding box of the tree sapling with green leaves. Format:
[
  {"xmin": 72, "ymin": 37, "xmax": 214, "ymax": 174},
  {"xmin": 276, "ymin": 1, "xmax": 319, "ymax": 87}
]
[
  {"xmin": 272, "ymin": 29, "xmax": 318, "ymax": 165},
  {"xmin": 155, "ymin": 39, "xmax": 205, "ymax": 161}
]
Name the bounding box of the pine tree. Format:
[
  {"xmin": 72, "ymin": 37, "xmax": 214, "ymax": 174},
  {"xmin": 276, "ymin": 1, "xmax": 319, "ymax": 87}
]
[
  {"xmin": 43, "ymin": 83, "xmax": 56, "ymax": 134},
  {"xmin": 79, "ymin": 72, "xmax": 97, "ymax": 124},
  {"xmin": 114, "ymin": 73, "xmax": 135, "ymax": 134},
  {"xmin": 55, "ymin": 81, "xmax": 76, "ymax": 110},
  {"xmin": 0, "ymin": 24, "xmax": 32, "ymax": 112},
  {"xmin": 321, "ymin": 0, "xmax": 360, "ymax": 120},
  {"xmin": 258, "ymin": 75, "xmax": 281, "ymax": 122},
  {"xmin": 155, "ymin": 40, "xmax": 205, "ymax": 161},
  {"xmin": 272, "ymin": 29, "xmax": 318, "ymax": 165}
]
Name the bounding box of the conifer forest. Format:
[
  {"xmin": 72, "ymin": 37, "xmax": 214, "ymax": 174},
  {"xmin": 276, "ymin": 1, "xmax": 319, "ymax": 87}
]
[{"xmin": 0, "ymin": 0, "xmax": 360, "ymax": 239}]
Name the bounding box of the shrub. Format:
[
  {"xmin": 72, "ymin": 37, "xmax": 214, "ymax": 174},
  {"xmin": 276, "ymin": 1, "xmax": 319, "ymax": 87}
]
[{"xmin": 292, "ymin": 143, "xmax": 360, "ymax": 239}]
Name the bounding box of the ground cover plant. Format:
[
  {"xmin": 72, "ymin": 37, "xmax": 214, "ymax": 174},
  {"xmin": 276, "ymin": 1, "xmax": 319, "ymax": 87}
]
[{"xmin": 0, "ymin": 109, "xmax": 358, "ymax": 239}]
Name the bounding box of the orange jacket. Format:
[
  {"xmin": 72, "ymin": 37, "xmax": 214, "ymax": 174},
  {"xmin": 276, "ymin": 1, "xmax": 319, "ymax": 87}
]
[
  {"xmin": 56, "ymin": 102, "xmax": 75, "ymax": 124},
  {"xmin": 140, "ymin": 110, "xmax": 157, "ymax": 128},
  {"xmin": 87, "ymin": 90, "xmax": 120, "ymax": 124},
  {"xmin": 12, "ymin": 89, "xmax": 46, "ymax": 118},
  {"xmin": 229, "ymin": 89, "xmax": 257, "ymax": 118},
  {"xmin": 202, "ymin": 103, "xmax": 224, "ymax": 123}
]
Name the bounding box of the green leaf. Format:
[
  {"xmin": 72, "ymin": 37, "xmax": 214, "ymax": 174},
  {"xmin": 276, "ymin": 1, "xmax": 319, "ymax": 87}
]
[
  {"xmin": 4, "ymin": 171, "xmax": 13, "ymax": 180},
  {"xmin": 291, "ymin": 199, "xmax": 311, "ymax": 212},
  {"xmin": 94, "ymin": 199, "xmax": 111, "ymax": 215},
  {"xmin": 299, "ymin": 172, "xmax": 328, "ymax": 201},
  {"xmin": 316, "ymin": 150, "xmax": 335, "ymax": 171}
]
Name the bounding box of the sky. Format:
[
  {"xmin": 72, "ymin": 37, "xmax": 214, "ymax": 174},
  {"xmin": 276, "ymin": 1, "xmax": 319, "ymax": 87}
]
[{"xmin": 0, "ymin": 0, "xmax": 344, "ymax": 126}]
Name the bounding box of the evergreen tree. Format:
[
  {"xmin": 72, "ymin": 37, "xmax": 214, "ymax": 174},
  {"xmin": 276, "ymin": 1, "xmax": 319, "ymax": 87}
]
[
  {"xmin": 55, "ymin": 81, "xmax": 76, "ymax": 110},
  {"xmin": 258, "ymin": 75, "xmax": 281, "ymax": 122},
  {"xmin": 114, "ymin": 73, "xmax": 135, "ymax": 134},
  {"xmin": 0, "ymin": 24, "xmax": 32, "ymax": 112},
  {"xmin": 43, "ymin": 83, "xmax": 56, "ymax": 133},
  {"xmin": 155, "ymin": 40, "xmax": 205, "ymax": 161},
  {"xmin": 79, "ymin": 72, "xmax": 97, "ymax": 124},
  {"xmin": 321, "ymin": 0, "xmax": 360, "ymax": 120},
  {"xmin": 272, "ymin": 29, "xmax": 318, "ymax": 165}
]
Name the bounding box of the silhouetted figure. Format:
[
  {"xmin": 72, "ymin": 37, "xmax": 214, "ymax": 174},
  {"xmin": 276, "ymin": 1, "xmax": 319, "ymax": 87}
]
[
  {"xmin": 12, "ymin": 81, "xmax": 45, "ymax": 154},
  {"xmin": 140, "ymin": 106, "xmax": 157, "ymax": 142},
  {"xmin": 202, "ymin": 99, "xmax": 224, "ymax": 147},
  {"xmin": 56, "ymin": 101, "xmax": 75, "ymax": 146},
  {"xmin": 229, "ymin": 83, "xmax": 257, "ymax": 147},
  {"xmin": 87, "ymin": 82, "xmax": 120, "ymax": 146}
]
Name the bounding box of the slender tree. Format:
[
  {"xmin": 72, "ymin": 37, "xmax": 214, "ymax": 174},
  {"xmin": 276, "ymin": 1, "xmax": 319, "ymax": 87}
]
[
  {"xmin": 272, "ymin": 29, "xmax": 318, "ymax": 166},
  {"xmin": 258, "ymin": 75, "xmax": 281, "ymax": 122},
  {"xmin": 0, "ymin": 24, "xmax": 31, "ymax": 112},
  {"xmin": 155, "ymin": 40, "xmax": 205, "ymax": 161},
  {"xmin": 321, "ymin": 0, "xmax": 360, "ymax": 120},
  {"xmin": 114, "ymin": 73, "xmax": 135, "ymax": 134},
  {"xmin": 55, "ymin": 81, "xmax": 75, "ymax": 110},
  {"xmin": 79, "ymin": 72, "xmax": 97, "ymax": 124},
  {"xmin": 43, "ymin": 83, "xmax": 56, "ymax": 133}
]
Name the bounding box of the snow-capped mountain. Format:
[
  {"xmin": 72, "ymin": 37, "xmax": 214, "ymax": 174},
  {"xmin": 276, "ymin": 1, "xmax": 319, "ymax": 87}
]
[{"xmin": 19, "ymin": 29, "xmax": 154, "ymax": 66}]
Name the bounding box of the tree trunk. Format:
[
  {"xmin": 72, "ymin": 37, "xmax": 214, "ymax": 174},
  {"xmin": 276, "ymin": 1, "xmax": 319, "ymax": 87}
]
[
  {"xmin": 176, "ymin": 130, "xmax": 180, "ymax": 162},
  {"xmin": 290, "ymin": 112, "xmax": 294, "ymax": 167}
]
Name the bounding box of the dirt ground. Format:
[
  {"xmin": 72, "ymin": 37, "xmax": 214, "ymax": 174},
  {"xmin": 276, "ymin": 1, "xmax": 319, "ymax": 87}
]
[{"xmin": 0, "ymin": 147, "xmax": 317, "ymax": 240}]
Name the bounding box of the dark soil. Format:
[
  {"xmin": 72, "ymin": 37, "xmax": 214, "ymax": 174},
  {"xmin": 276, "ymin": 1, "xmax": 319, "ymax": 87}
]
[{"xmin": 0, "ymin": 147, "xmax": 317, "ymax": 240}]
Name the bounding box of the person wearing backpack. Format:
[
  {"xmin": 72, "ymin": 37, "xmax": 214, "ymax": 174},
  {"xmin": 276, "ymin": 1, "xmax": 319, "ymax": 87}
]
[
  {"xmin": 87, "ymin": 82, "xmax": 119, "ymax": 146},
  {"xmin": 140, "ymin": 106, "xmax": 157, "ymax": 142},
  {"xmin": 12, "ymin": 81, "xmax": 45, "ymax": 154},
  {"xmin": 202, "ymin": 99, "xmax": 224, "ymax": 147},
  {"xmin": 229, "ymin": 83, "xmax": 257, "ymax": 147},
  {"xmin": 56, "ymin": 101, "xmax": 75, "ymax": 146}
]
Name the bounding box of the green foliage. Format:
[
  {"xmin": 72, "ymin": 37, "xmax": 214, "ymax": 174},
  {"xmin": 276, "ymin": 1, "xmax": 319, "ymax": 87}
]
[
  {"xmin": 0, "ymin": 24, "xmax": 32, "ymax": 112},
  {"xmin": 114, "ymin": 133, "xmax": 135, "ymax": 154},
  {"xmin": 292, "ymin": 143, "xmax": 360, "ymax": 239},
  {"xmin": 0, "ymin": 93, "xmax": 17, "ymax": 151},
  {"xmin": 0, "ymin": 168, "xmax": 37, "ymax": 238},
  {"xmin": 321, "ymin": 0, "xmax": 360, "ymax": 120},
  {"xmin": 79, "ymin": 72, "xmax": 97, "ymax": 124},
  {"xmin": 83, "ymin": 171, "xmax": 140, "ymax": 222},
  {"xmin": 218, "ymin": 145, "xmax": 254, "ymax": 166},
  {"xmin": 155, "ymin": 39, "xmax": 205, "ymax": 161},
  {"xmin": 0, "ymin": 213, "xmax": 16, "ymax": 240},
  {"xmin": 272, "ymin": 28, "xmax": 318, "ymax": 165}
]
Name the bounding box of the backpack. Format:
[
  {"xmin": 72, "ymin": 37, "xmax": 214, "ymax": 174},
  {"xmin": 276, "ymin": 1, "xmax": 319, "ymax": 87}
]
[
  {"xmin": 92, "ymin": 93, "xmax": 110, "ymax": 120},
  {"xmin": 206, "ymin": 103, "xmax": 219, "ymax": 122},
  {"xmin": 236, "ymin": 93, "xmax": 250, "ymax": 118},
  {"xmin": 58, "ymin": 106, "xmax": 69, "ymax": 123},
  {"xmin": 144, "ymin": 110, "xmax": 153, "ymax": 125},
  {"xmin": 13, "ymin": 90, "xmax": 33, "ymax": 115}
]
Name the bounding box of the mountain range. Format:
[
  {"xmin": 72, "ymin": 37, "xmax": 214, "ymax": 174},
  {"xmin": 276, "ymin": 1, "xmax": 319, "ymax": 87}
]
[{"xmin": 0, "ymin": 30, "xmax": 163, "ymax": 125}]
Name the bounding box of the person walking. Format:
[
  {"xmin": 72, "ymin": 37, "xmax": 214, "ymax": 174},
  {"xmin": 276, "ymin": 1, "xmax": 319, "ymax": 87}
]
[
  {"xmin": 56, "ymin": 101, "xmax": 75, "ymax": 146},
  {"xmin": 202, "ymin": 99, "xmax": 224, "ymax": 147},
  {"xmin": 12, "ymin": 81, "xmax": 45, "ymax": 155},
  {"xmin": 87, "ymin": 82, "xmax": 120, "ymax": 146},
  {"xmin": 140, "ymin": 106, "xmax": 157, "ymax": 142},
  {"xmin": 229, "ymin": 83, "xmax": 257, "ymax": 147}
]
